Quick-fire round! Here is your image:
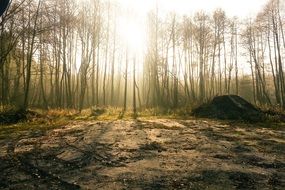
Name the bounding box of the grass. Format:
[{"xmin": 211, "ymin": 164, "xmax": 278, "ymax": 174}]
[
  {"xmin": 0, "ymin": 106, "xmax": 284, "ymax": 141},
  {"xmin": 0, "ymin": 107, "xmax": 137, "ymax": 140},
  {"xmin": 0, "ymin": 119, "xmax": 68, "ymax": 140},
  {"xmin": 0, "ymin": 107, "xmax": 140, "ymax": 140},
  {"xmin": 0, "ymin": 109, "xmax": 75, "ymax": 140}
]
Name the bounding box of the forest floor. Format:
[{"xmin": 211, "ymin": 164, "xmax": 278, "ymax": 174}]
[{"xmin": 0, "ymin": 114, "xmax": 285, "ymax": 189}]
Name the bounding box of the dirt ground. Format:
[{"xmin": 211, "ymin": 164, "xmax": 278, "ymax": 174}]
[{"xmin": 0, "ymin": 118, "xmax": 284, "ymax": 190}]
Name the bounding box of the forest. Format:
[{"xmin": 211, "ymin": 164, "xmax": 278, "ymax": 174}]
[
  {"xmin": 0, "ymin": 0, "xmax": 284, "ymax": 189},
  {"xmin": 0, "ymin": 0, "xmax": 284, "ymax": 112}
]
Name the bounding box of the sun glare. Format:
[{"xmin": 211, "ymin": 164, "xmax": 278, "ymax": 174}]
[{"xmin": 117, "ymin": 17, "xmax": 146, "ymax": 55}]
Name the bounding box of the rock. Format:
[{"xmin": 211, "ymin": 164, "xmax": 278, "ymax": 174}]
[{"xmin": 192, "ymin": 95, "xmax": 264, "ymax": 122}]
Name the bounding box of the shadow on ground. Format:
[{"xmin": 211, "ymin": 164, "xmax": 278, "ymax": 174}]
[{"xmin": 0, "ymin": 119, "xmax": 284, "ymax": 189}]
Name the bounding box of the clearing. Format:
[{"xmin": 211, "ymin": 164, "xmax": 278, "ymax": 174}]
[{"xmin": 0, "ymin": 118, "xmax": 284, "ymax": 189}]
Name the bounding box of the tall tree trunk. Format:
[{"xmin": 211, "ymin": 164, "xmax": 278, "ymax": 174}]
[{"xmin": 23, "ymin": 0, "xmax": 41, "ymax": 110}]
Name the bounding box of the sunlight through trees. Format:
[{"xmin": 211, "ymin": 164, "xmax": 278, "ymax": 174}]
[{"xmin": 0, "ymin": 0, "xmax": 284, "ymax": 111}]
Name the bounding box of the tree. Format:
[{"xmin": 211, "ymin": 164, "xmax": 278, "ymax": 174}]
[{"xmin": 23, "ymin": 0, "xmax": 41, "ymax": 110}]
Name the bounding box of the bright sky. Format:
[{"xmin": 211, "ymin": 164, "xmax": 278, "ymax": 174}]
[
  {"xmin": 116, "ymin": 0, "xmax": 270, "ymax": 55},
  {"xmin": 114, "ymin": 0, "xmax": 270, "ymax": 75},
  {"xmin": 118, "ymin": 0, "xmax": 269, "ymax": 18}
]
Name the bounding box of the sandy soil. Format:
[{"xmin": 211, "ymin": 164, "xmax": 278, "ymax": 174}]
[{"xmin": 0, "ymin": 118, "xmax": 284, "ymax": 189}]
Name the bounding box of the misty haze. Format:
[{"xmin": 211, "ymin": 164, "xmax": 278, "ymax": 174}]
[{"xmin": 0, "ymin": 0, "xmax": 284, "ymax": 189}]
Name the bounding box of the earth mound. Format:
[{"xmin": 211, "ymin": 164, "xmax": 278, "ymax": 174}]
[
  {"xmin": 0, "ymin": 109, "xmax": 38, "ymax": 125},
  {"xmin": 192, "ymin": 95, "xmax": 264, "ymax": 122}
]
